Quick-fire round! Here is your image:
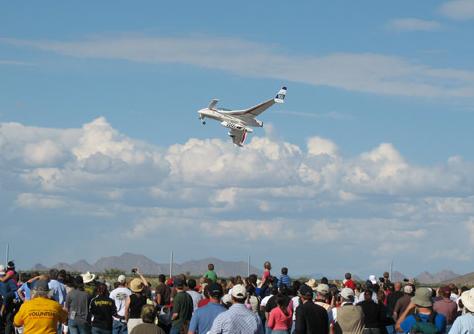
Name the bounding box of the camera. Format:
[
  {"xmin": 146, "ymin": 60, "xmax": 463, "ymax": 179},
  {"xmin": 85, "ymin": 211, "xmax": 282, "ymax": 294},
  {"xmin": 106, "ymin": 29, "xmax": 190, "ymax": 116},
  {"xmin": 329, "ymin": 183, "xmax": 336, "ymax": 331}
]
[{"xmin": 131, "ymin": 268, "xmax": 137, "ymax": 274}]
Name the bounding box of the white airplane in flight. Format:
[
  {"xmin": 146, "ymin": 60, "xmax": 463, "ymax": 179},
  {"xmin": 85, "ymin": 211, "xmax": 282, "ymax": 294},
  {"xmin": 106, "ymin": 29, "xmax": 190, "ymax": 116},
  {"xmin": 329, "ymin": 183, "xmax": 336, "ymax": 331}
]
[{"xmin": 197, "ymin": 86, "xmax": 287, "ymax": 146}]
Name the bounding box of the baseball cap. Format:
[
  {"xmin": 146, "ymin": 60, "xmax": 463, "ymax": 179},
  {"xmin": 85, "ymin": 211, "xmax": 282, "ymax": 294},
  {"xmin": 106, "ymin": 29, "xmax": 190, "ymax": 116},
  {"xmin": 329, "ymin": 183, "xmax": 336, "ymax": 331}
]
[
  {"xmin": 299, "ymin": 284, "xmax": 314, "ymax": 297},
  {"xmin": 368, "ymin": 275, "xmax": 377, "ymax": 284},
  {"xmin": 117, "ymin": 275, "xmax": 126, "ymax": 283},
  {"xmin": 341, "ymin": 288, "xmax": 355, "ymax": 300},
  {"xmin": 231, "ymin": 284, "xmax": 246, "ymax": 299},
  {"xmin": 209, "ymin": 283, "xmax": 223, "ymax": 297}
]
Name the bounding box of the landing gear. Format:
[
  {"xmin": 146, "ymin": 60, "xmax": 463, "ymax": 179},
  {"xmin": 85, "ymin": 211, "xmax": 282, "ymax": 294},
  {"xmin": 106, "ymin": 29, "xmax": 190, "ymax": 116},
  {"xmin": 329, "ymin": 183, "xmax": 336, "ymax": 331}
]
[
  {"xmin": 199, "ymin": 115, "xmax": 206, "ymax": 125},
  {"xmin": 202, "ymin": 120, "xmax": 206, "ymax": 125}
]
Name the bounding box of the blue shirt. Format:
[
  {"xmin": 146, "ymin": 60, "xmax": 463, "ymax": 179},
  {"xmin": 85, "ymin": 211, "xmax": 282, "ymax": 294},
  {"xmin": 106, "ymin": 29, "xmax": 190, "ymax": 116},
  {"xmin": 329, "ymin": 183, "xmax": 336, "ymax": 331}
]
[
  {"xmin": 209, "ymin": 303, "xmax": 264, "ymax": 334},
  {"xmin": 401, "ymin": 312, "xmax": 447, "ymax": 334},
  {"xmin": 278, "ymin": 274, "xmax": 291, "ymax": 288},
  {"xmin": 189, "ymin": 302, "xmax": 226, "ymax": 334},
  {"xmin": 449, "ymin": 313, "xmax": 474, "ymax": 334},
  {"xmin": 48, "ymin": 279, "xmax": 67, "ymax": 306},
  {"xmin": 17, "ymin": 282, "xmax": 32, "ymax": 301}
]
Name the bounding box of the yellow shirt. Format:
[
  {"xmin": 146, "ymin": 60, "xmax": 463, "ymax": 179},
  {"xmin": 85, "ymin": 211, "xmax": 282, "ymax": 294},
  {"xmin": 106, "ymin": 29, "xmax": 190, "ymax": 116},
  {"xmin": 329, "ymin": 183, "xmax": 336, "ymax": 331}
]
[{"xmin": 14, "ymin": 296, "xmax": 68, "ymax": 334}]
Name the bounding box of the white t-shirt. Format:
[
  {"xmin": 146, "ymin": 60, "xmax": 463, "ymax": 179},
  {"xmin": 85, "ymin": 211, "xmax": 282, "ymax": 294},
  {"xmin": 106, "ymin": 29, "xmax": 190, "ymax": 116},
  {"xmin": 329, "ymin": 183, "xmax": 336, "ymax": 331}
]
[
  {"xmin": 292, "ymin": 296, "xmax": 300, "ymax": 321},
  {"xmin": 109, "ymin": 287, "xmax": 132, "ymax": 317},
  {"xmin": 186, "ymin": 290, "xmax": 203, "ymax": 312}
]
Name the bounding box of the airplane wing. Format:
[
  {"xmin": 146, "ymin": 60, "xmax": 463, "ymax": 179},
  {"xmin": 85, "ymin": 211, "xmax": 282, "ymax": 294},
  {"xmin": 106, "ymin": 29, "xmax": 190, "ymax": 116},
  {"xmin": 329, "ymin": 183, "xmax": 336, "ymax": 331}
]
[
  {"xmin": 225, "ymin": 87, "xmax": 286, "ymax": 118},
  {"xmin": 228, "ymin": 128, "xmax": 248, "ymax": 147}
]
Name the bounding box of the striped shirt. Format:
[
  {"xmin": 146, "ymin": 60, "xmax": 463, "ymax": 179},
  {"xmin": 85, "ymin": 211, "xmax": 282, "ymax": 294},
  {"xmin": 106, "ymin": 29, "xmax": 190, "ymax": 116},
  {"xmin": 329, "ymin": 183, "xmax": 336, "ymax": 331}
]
[{"xmin": 209, "ymin": 303, "xmax": 264, "ymax": 334}]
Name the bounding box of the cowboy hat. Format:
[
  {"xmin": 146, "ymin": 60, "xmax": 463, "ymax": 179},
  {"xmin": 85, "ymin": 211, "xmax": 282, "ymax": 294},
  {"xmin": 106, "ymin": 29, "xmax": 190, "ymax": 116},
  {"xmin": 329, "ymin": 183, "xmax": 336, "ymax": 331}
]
[
  {"xmin": 81, "ymin": 272, "xmax": 96, "ymax": 284},
  {"xmin": 305, "ymin": 278, "xmax": 318, "ymax": 291},
  {"xmin": 461, "ymin": 288, "xmax": 474, "ymax": 312}
]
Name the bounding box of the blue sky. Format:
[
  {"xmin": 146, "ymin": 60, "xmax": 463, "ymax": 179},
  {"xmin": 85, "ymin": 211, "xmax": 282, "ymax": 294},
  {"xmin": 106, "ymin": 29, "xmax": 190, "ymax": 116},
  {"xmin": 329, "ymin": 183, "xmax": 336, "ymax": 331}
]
[{"xmin": 1, "ymin": 1, "xmax": 474, "ymax": 278}]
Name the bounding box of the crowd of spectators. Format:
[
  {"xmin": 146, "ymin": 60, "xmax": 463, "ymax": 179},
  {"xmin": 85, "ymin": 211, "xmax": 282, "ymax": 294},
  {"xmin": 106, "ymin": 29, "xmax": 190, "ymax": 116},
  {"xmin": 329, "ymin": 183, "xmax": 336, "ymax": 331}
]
[{"xmin": 1, "ymin": 260, "xmax": 474, "ymax": 334}]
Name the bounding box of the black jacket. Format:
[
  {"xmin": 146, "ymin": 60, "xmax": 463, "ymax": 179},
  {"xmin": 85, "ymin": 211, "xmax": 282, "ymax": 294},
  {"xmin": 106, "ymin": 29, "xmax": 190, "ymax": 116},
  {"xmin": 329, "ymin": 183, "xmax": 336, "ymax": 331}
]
[{"xmin": 295, "ymin": 300, "xmax": 329, "ymax": 334}]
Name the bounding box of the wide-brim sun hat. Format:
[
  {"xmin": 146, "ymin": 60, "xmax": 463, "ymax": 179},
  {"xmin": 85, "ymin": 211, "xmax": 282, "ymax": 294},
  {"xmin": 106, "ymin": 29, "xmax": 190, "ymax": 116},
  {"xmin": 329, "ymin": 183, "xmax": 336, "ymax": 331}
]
[
  {"xmin": 130, "ymin": 278, "xmax": 144, "ymax": 293},
  {"xmin": 461, "ymin": 288, "xmax": 474, "ymax": 312},
  {"xmin": 411, "ymin": 287, "xmax": 433, "ymax": 307},
  {"xmin": 305, "ymin": 278, "xmax": 318, "ymax": 291},
  {"xmin": 81, "ymin": 272, "xmax": 96, "ymax": 284}
]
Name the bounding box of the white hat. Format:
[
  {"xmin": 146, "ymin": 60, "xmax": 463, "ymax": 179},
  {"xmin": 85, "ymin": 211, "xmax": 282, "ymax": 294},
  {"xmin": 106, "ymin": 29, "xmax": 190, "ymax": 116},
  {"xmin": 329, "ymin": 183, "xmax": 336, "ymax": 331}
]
[
  {"xmin": 81, "ymin": 272, "xmax": 96, "ymax": 284},
  {"xmin": 341, "ymin": 288, "xmax": 355, "ymax": 300},
  {"xmin": 0, "ymin": 265, "xmax": 5, "ymax": 276},
  {"xmin": 368, "ymin": 275, "xmax": 377, "ymax": 285},
  {"xmin": 231, "ymin": 284, "xmax": 246, "ymax": 299},
  {"xmin": 316, "ymin": 283, "xmax": 330, "ymax": 295},
  {"xmin": 117, "ymin": 275, "xmax": 126, "ymax": 283},
  {"xmin": 461, "ymin": 288, "xmax": 474, "ymax": 312},
  {"xmin": 222, "ymin": 294, "xmax": 232, "ymax": 304},
  {"xmin": 305, "ymin": 279, "xmax": 318, "ymax": 290}
]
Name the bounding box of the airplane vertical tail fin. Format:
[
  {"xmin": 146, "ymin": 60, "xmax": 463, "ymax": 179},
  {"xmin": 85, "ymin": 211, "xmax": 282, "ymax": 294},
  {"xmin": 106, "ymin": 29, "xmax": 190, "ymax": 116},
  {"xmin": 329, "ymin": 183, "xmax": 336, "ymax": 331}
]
[{"xmin": 274, "ymin": 86, "xmax": 287, "ymax": 104}]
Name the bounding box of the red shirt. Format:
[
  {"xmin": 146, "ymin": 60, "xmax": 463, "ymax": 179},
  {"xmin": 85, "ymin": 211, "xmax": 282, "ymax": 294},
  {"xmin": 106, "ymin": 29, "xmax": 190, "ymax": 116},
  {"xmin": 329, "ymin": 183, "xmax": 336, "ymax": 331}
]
[
  {"xmin": 198, "ymin": 298, "xmax": 210, "ymax": 308},
  {"xmin": 268, "ymin": 306, "xmax": 292, "ymax": 330},
  {"xmin": 344, "ymin": 279, "xmax": 356, "ymax": 290}
]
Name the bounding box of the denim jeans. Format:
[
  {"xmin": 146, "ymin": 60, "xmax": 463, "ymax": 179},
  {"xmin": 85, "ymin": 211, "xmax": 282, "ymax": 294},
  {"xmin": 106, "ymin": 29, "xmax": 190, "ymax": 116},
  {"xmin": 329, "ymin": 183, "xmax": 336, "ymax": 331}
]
[
  {"xmin": 112, "ymin": 320, "xmax": 127, "ymax": 334},
  {"xmin": 68, "ymin": 319, "xmax": 91, "ymax": 334},
  {"xmin": 92, "ymin": 328, "xmax": 112, "ymax": 334}
]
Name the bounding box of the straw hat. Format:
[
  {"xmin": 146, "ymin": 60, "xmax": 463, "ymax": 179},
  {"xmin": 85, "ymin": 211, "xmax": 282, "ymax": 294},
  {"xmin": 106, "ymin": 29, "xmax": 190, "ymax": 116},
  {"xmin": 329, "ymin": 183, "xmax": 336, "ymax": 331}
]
[
  {"xmin": 130, "ymin": 278, "xmax": 144, "ymax": 293},
  {"xmin": 305, "ymin": 278, "xmax": 318, "ymax": 291}
]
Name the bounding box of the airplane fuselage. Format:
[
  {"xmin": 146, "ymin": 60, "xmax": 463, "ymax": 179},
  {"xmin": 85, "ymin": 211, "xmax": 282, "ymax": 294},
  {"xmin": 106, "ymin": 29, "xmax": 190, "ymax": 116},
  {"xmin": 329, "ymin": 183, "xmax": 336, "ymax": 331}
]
[{"xmin": 198, "ymin": 108, "xmax": 263, "ymax": 130}]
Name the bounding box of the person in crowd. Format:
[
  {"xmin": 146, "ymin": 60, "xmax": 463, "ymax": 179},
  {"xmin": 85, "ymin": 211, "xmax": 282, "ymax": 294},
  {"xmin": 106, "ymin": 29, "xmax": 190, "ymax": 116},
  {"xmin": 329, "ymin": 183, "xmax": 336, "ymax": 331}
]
[
  {"xmin": 49, "ymin": 268, "xmax": 68, "ymax": 306},
  {"xmin": 333, "ymin": 288, "xmax": 365, "ymax": 334},
  {"xmin": 278, "ymin": 267, "xmax": 291, "ymax": 289},
  {"xmin": 395, "ymin": 287, "xmax": 446, "ymax": 334},
  {"xmin": 66, "ymin": 275, "xmax": 92, "ymax": 334},
  {"xmin": 393, "ymin": 285, "xmax": 414, "ymax": 321},
  {"xmin": 14, "ymin": 279, "xmax": 68, "ymax": 334},
  {"xmin": 109, "ymin": 274, "xmax": 131, "ymax": 334},
  {"xmin": 125, "ymin": 276, "xmax": 149, "ymax": 333},
  {"xmin": 386, "ymin": 282, "xmax": 403, "ymax": 320},
  {"xmin": 155, "ymin": 274, "xmax": 171, "ymax": 309},
  {"xmin": 245, "ymin": 285, "xmax": 260, "ymax": 314},
  {"xmin": 186, "ymin": 279, "xmax": 202, "ymax": 312},
  {"xmin": 268, "ymin": 294, "xmax": 293, "ymax": 334},
  {"xmin": 315, "ymin": 283, "xmax": 334, "ymax": 324},
  {"xmin": 90, "ymin": 283, "xmax": 117, "ymax": 334},
  {"xmin": 203, "ymin": 264, "xmax": 218, "ymax": 283},
  {"xmin": 82, "ymin": 272, "xmax": 98, "ymax": 297},
  {"xmin": 170, "ymin": 277, "xmax": 194, "ymax": 334},
  {"xmin": 433, "ymin": 286, "xmax": 457, "ymax": 332},
  {"xmin": 188, "ymin": 282, "xmax": 226, "ymax": 334},
  {"xmin": 209, "ymin": 284, "xmax": 264, "ymax": 334},
  {"xmin": 198, "ymin": 284, "xmax": 211, "ymax": 308},
  {"xmin": 344, "ymin": 273, "xmax": 357, "ymax": 290},
  {"xmin": 294, "ymin": 284, "xmax": 328, "ymax": 334},
  {"xmin": 260, "ymin": 261, "xmax": 272, "ymax": 288},
  {"xmin": 357, "ymin": 289, "xmax": 385, "ymax": 334},
  {"xmin": 449, "ymin": 288, "xmax": 474, "ymax": 334},
  {"xmin": 130, "ymin": 304, "xmax": 166, "ymax": 334}
]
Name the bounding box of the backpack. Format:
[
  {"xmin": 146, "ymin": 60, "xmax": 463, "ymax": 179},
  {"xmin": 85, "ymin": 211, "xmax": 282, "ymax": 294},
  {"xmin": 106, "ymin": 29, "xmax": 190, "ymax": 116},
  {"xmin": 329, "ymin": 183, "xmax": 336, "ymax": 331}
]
[{"xmin": 409, "ymin": 312, "xmax": 439, "ymax": 334}]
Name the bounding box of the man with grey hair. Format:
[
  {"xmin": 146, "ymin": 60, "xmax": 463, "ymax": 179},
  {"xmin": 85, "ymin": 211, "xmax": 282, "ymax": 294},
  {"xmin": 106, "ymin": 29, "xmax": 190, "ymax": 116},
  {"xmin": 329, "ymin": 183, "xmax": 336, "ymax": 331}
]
[
  {"xmin": 14, "ymin": 280, "xmax": 68, "ymax": 333},
  {"xmin": 392, "ymin": 285, "xmax": 414, "ymax": 321}
]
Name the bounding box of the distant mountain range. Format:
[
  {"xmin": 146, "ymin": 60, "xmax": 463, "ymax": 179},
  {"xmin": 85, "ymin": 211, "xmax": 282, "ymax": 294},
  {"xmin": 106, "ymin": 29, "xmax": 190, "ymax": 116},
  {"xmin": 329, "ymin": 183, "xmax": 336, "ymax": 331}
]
[
  {"xmin": 31, "ymin": 253, "xmax": 462, "ymax": 284},
  {"xmin": 32, "ymin": 252, "xmax": 262, "ymax": 277}
]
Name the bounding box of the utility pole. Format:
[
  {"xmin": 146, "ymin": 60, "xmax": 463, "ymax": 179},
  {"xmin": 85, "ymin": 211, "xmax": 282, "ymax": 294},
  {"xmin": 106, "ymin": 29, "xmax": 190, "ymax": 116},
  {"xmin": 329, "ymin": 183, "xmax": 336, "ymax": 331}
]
[
  {"xmin": 169, "ymin": 251, "xmax": 173, "ymax": 278},
  {"xmin": 5, "ymin": 243, "xmax": 9, "ymax": 266},
  {"xmin": 390, "ymin": 260, "xmax": 393, "ymax": 280},
  {"xmin": 247, "ymin": 255, "xmax": 250, "ymax": 277}
]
